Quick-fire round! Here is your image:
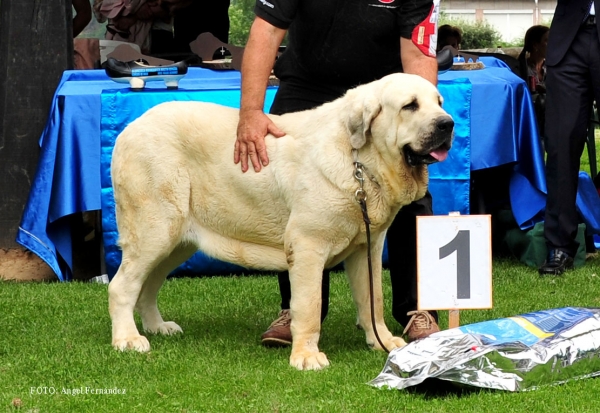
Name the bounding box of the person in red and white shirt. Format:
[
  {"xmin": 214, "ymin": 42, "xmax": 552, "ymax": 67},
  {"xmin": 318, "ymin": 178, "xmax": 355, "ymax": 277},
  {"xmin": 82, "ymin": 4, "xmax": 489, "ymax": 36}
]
[{"xmin": 235, "ymin": 0, "xmax": 442, "ymax": 346}]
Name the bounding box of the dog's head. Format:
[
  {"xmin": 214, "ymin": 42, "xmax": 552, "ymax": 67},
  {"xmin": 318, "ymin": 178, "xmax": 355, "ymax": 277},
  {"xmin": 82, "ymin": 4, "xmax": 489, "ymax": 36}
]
[{"xmin": 344, "ymin": 73, "xmax": 454, "ymax": 167}]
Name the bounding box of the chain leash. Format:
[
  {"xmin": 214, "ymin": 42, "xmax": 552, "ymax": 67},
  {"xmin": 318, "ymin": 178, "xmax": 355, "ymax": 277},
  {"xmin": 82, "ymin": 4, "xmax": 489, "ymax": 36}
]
[{"xmin": 353, "ymin": 156, "xmax": 390, "ymax": 354}]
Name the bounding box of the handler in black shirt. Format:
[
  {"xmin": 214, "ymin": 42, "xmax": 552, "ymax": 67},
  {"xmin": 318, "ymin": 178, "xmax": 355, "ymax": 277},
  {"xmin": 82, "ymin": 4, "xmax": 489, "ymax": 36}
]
[{"xmin": 235, "ymin": 0, "xmax": 442, "ymax": 346}]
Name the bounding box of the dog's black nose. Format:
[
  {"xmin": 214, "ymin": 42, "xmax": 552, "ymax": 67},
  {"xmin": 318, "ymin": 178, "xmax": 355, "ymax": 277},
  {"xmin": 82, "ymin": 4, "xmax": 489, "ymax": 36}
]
[{"xmin": 436, "ymin": 116, "xmax": 454, "ymax": 133}]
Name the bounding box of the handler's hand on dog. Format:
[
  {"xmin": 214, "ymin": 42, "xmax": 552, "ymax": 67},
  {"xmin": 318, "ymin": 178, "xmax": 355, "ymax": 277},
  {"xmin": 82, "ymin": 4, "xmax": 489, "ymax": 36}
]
[{"xmin": 235, "ymin": 109, "xmax": 285, "ymax": 172}]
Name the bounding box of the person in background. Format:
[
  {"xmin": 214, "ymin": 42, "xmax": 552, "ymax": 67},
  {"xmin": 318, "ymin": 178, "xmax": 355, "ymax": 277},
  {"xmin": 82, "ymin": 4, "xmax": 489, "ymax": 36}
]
[
  {"xmin": 93, "ymin": 0, "xmax": 190, "ymax": 55},
  {"xmin": 174, "ymin": 0, "xmax": 230, "ymax": 49},
  {"xmin": 517, "ymin": 25, "xmax": 550, "ymax": 94},
  {"xmin": 72, "ymin": 0, "xmax": 97, "ymax": 69},
  {"xmin": 234, "ymin": 0, "xmax": 442, "ymax": 347},
  {"xmin": 539, "ymin": 1, "xmax": 600, "ymax": 275},
  {"xmin": 73, "ymin": 0, "xmax": 93, "ymax": 38},
  {"xmin": 436, "ymin": 24, "xmax": 462, "ymax": 51},
  {"xmin": 149, "ymin": 0, "xmax": 231, "ymax": 57},
  {"xmin": 517, "ymin": 25, "xmax": 550, "ymax": 138}
]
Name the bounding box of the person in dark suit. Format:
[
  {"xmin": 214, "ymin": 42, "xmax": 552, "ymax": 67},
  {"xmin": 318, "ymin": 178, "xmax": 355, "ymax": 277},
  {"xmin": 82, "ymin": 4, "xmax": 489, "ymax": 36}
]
[{"xmin": 539, "ymin": 0, "xmax": 600, "ymax": 275}]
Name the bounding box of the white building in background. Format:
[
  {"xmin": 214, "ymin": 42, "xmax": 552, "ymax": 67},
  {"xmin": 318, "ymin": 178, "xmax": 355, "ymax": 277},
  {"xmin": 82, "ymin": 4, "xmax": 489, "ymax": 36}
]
[{"xmin": 441, "ymin": 1, "xmax": 557, "ymax": 42}]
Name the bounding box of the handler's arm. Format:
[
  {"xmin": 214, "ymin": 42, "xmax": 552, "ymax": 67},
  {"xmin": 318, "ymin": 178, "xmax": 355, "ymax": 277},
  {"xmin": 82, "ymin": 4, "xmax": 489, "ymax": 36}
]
[
  {"xmin": 400, "ymin": 37, "xmax": 438, "ymax": 86},
  {"xmin": 235, "ymin": 17, "xmax": 287, "ymax": 173}
]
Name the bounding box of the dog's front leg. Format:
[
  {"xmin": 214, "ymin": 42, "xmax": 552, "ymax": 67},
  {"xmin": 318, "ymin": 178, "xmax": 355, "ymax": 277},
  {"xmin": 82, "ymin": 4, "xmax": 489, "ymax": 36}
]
[
  {"xmin": 345, "ymin": 232, "xmax": 406, "ymax": 351},
  {"xmin": 287, "ymin": 241, "xmax": 330, "ymax": 371}
]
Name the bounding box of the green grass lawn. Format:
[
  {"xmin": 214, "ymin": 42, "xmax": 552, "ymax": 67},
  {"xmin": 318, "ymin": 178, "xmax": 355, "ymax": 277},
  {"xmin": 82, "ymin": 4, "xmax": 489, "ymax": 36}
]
[
  {"xmin": 579, "ymin": 132, "xmax": 599, "ymax": 176},
  {"xmin": 2, "ymin": 255, "xmax": 600, "ymax": 413}
]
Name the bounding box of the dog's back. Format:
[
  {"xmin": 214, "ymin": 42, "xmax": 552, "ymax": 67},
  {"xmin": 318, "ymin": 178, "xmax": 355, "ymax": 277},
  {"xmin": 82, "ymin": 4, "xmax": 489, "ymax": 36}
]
[{"xmin": 111, "ymin": 100, "xmax": 351, "ymax": 271}]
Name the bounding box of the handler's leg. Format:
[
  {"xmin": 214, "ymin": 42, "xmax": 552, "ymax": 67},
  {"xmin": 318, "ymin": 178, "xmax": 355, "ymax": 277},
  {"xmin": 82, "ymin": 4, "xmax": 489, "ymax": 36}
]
[
  {"xmin": 387, "ymin": 192, "xmax": 439, "ymax": 341},
  {"xmin": 261, "ymin": 270, "xmax": 330, "ymax": 347},
  {"xmin": 540, "ymin": 27, "xmax": 595, "ymax": 275}
]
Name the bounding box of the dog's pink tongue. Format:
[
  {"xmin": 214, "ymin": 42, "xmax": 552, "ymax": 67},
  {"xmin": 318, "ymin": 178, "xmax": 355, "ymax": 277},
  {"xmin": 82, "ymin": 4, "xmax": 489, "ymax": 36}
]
[{"xmin": 430, "ymin": 148, "xmax": 448, "ymax": 162}]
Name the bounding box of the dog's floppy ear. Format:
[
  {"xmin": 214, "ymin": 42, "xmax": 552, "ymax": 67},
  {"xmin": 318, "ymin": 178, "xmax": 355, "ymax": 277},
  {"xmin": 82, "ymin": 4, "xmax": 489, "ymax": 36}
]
[{"xmin": 345, "ymin": 89, "xmax": 382, "ymax": 149}]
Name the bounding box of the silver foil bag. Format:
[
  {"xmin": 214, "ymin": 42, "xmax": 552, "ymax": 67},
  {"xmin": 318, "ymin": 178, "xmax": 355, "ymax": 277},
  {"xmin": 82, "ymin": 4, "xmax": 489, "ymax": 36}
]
[{"xmin": 370, "ymin": 307, "xmax": 600, "ymax": 391}]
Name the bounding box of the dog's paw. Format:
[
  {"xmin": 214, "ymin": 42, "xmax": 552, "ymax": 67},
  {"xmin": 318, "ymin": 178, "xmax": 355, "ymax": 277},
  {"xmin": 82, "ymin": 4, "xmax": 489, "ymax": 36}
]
[
  {"xmin": 145, "ymin": 321, "xmax": 183, "ymax": 336},
  {"xmin": 373, "ymin": 335, "xmax": 407, "ymax": 351},
  {"xmin": 289, "ymin": 351, "xmax": 330, "ymax": 371},
  {"xmin": 112, "ymin": 335, "xmax": 151, "ymax": 352},
  {"xmin": 389, "ymin": 335, "xmax": 407, "ymax": 348}
]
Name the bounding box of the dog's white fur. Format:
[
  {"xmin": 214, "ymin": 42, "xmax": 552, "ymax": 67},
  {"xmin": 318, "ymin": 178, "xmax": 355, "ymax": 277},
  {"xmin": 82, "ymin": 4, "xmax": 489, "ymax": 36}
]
[{"xmin": 108, "ymin": 73, "xmax": 453, "ymax": 370}]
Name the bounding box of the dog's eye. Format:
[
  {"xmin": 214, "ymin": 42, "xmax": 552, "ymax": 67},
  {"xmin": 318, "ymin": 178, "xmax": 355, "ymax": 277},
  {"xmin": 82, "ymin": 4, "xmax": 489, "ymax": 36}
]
[{"xmin": 402, "ymin": 100, "xmax": 419, "ymax": 112}]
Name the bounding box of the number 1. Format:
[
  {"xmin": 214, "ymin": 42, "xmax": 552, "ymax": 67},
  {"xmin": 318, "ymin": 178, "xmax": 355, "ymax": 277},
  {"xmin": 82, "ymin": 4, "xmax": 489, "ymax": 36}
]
[{"xmin": 439, "ymin": 230, "xmax": 470, "ymax": 299}]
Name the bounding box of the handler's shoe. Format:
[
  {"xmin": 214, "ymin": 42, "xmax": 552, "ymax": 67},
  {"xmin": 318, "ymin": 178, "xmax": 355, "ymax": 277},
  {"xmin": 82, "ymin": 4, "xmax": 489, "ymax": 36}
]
[
  {"xmin": 403, "ymin": 311, "xmax": 440, "ymax": 342},
  {"xmin": 538, "ymin": 249, "xmax": 574, "ymax": 276},
  {"xmin": 261, "ymin": 310, "xmax": 292, "ymax": 347}
]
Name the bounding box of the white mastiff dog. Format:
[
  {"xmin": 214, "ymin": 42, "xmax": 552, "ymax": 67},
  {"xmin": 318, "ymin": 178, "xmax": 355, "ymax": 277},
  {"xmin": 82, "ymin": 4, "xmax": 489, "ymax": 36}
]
[{"xmin": 109, "ymin": 73, "xmax": 454, "ymax": 370}]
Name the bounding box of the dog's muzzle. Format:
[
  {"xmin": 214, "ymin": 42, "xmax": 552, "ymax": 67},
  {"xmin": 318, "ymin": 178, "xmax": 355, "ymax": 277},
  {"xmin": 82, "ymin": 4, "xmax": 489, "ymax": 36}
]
[{"xmin": 404, "ymin": 116, "xmax": 454, "ymax": 166}]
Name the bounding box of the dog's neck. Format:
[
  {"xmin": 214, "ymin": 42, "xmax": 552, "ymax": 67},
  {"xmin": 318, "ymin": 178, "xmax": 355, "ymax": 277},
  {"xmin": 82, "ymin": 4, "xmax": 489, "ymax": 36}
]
[{"xmin": 275, "ymin": 100, "xmax": 429, "ymax": 228}]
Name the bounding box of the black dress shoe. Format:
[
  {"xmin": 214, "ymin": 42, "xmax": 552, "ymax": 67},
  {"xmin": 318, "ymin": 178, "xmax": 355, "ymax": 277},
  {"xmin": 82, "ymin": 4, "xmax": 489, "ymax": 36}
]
[
  {"xmin": 538, "ymin": 249, "xmax": 574, "ymax": 276},
  {"xmin": 105, "ymin": 58, "xmax": 188, "ymax": 89}
]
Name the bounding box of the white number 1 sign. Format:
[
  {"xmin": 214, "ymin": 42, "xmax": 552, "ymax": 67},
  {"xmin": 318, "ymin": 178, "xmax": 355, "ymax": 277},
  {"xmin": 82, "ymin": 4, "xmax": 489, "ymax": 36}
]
[{"xmin": 416, "ymin": 215, "xmax": 493, "ymax": 311}]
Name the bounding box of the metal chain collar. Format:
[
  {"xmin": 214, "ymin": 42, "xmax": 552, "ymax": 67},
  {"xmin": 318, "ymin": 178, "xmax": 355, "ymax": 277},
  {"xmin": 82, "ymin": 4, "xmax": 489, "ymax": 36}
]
[{"xmin": 354, "ymin": 161, "xmax": 368, "ymax": 204}]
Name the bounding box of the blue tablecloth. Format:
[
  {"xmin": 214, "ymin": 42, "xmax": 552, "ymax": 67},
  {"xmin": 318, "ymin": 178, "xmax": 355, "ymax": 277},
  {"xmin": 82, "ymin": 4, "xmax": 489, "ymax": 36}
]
[
  {"xmin": 17, "ymin": 57, "xmax": 548, "ymax": 281},
  {"xmin": 439, "ymin": 57, "xmax": 548, "ymax": 228}
]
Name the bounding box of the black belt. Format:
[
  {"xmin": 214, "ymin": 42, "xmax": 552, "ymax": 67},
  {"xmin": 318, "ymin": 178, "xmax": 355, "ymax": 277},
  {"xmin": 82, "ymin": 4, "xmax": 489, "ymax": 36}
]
[{"xmin": 584, "ymin": 15, "xmax": 596, "ymax": 25}]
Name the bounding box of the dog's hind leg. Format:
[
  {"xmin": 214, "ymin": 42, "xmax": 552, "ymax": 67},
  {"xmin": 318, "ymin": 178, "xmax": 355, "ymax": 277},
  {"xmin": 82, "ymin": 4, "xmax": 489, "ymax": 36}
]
[
  {"xmin": 108, "ymin": 212, "xmax": 187, "ymax": 352},
  {"xmin": 136, "ymin": 243, "xmax": 197, "ymax": 335},
  {"xmin": 344, "ymin": 232, "xmax": 406, "ymax": 351},
  {"xmin": 109, "ymin": 256, "xmax": 157, "ymax": 352}
]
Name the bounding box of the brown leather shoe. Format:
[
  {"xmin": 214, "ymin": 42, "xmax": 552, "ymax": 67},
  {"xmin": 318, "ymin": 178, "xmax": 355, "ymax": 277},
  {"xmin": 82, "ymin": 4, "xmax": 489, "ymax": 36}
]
[
  {"xmin": 403, "ymin": 310, "xmax": 440, "ymax": 342},
  {"xmin": 261, "ymin": 310, "xmax": 292, "ymax": 347}
]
